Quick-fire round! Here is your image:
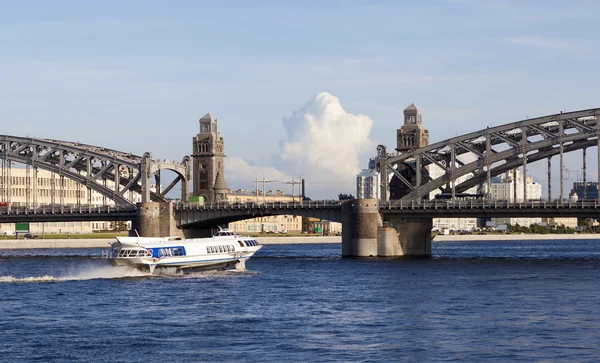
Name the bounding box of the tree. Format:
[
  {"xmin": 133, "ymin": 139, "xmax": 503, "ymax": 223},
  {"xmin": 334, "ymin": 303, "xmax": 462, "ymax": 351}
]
[
  {"xmin": 109, "ymin": 221, "xmax": 128, "ymax": 232},
  {"xmin": 338, "ymin": 193, "xmax": 355, "ymax": 200}
]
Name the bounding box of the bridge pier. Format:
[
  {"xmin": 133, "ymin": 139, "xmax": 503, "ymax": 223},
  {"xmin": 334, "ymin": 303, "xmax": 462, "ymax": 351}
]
[
  {"xmin": 134, "ymin": 202, "xmax": 184, "ymax": 238},
  {"xmin": 381, "ymin": 216, "xmax": 432, "ymax": 257},
  {"xmin": 341, "ymin": 199, "xmax": 432, "ymax": 257},
  {"xmin": 341, "ymin": 199, "xmax": 381, "ymax": 257}
]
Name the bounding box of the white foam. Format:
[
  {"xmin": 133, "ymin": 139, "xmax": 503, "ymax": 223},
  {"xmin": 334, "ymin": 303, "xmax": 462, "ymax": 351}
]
[{"xmin": 0, "ymin": 265, "xmax": 151, "ymax": 283}]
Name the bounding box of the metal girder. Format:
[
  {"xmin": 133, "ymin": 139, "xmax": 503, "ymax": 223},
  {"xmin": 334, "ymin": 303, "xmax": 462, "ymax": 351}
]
[
  {"xmin": 455, "ymin": 138, "xmax": 598, "ymax": 193},
  {"xmin": 388, "ymin": 164, "xmax": 414, "ymax": 191},
  {"xmin": 385, "ymin": 108, "xmax": 599, "ymax": 167},
  {"xmin": 492, "ymin": 132, "xmax": 521, "ymax": 147},
  {"xmin": 0, "ymin": 135, "xmax": 191, "ymax": 206},
  {"xmin": 396, "ymin": 126, "xmax": 596, "ymax": 204},
  {"xmin": 456, "ymin": 141, "xmax": 484, "ymax": 157},
  {"xmin": 528, "ymin": 125, "xmax": 557, "ymax": 139},
  {"xmin": 160, "ymin": 175, "xmax": 182, "ymax": 198},
  {"xmin": 383, "ymin": 108, "xmax": 600, "ymax": 205},
  {"xmin": 421, "ymin": 152, "xmax": 449, "ymax": 172},
  {"xmin": 567, "ymin": 118, "xmax": 594, "ymax": 132},
  {"xmin": 119, "ymin": 173, "xmax": 142, "ymax": 197}
]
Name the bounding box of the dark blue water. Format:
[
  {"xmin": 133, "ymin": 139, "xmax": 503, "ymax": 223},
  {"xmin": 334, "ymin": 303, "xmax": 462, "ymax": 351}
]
[{"xmin": 2, "ymin": 240, "xmax": 600, "ymax": 362}]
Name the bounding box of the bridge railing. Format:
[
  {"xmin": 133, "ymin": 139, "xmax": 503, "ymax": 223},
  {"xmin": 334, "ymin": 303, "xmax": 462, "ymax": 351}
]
[
  {"xmin": 0, "ymin": 204, "xmax": 136, "ymax": 215},
  {"xmin": 173, "ymin": 200, "xmax": 342, "ymax": 210},
  {"xmin": 379, "ymin": 199, "xmax": 600, "ymax": 210}
]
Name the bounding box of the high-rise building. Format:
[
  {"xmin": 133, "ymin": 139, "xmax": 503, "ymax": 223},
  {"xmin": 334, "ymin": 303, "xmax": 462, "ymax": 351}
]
[
  {"xmin": 356, "ymin": 169, "xmax": 380, "ymax": 200},
  {"xmin": 428, "ymin": 163, "xmax": 478, "ymax": 231},
  {"xmin": 571, "ymin": 181, "xmax": 598, "ymax": 200},
  {"xmin": 491, "ymin": 169, "xmax": 543, "ymax": 227}
]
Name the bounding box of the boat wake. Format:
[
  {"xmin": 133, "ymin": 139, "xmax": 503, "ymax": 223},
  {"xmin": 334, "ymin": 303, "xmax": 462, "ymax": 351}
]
[{"xmin": 0, "ymin": 265, "xmax": 152, "ymax": 283}]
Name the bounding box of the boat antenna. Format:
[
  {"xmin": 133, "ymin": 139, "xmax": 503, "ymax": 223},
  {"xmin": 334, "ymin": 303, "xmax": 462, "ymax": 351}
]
[{"xmin": 134, "ymin": 229, "xmax": 140, "ymax": 237}]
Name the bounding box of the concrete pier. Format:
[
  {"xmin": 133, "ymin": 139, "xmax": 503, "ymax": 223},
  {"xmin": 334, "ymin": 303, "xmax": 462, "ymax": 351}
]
[
  {"xmin": 342, "ymin": 199, "xmax": 432, "ymax": 257},
  {"xmin": 135, "ymin": 202, "xmax": 184, "ymax": 238},
  {"xmin": 341, "ymin": 199, "xmax": 382, "ymax": 257},
  {"xmin": 377, "ymin": 225, "xmax": 400, "ymax": 256},
  {"xmin": 383, "ymin": 216, "xmax": 432, "ymax": 256}
]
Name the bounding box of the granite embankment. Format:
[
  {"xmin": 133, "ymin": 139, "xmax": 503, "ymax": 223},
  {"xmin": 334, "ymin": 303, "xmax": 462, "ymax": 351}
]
[
  {"xmin": 434, "ymin": 234, "xmax": 600, "ymax": 241},
  {"xmin": 2, "ymin": 234, "xmax": 599, "ymax": 249},
  {"xmin": 0, "ymin": 236, "xmax": 342, "ymax": 249}
]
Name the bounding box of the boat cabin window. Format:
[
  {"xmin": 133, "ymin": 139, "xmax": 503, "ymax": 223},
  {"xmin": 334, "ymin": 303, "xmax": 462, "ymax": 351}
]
[{"xmin": 173, "ymin": 248, "xmax": 184, "ymax": 256}]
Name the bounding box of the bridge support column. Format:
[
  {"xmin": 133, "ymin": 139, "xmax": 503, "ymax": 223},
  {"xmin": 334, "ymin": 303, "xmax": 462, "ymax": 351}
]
[
  {"xmin": 381, "ymin": 216, "xmax": 432, "ymax": 257},
  {"xmin": 134, "ymin": 202, "xmax": 184, "ymax": 238},
  {"xmin": 341, "ymin": 199, "xmax": 381, "ymax": 257},
  {"xmin": 377, "ymin": 225, "xmax": 400, "ymax": 256}
]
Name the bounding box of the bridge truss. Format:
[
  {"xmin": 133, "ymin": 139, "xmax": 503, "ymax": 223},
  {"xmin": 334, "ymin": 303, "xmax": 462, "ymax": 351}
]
[
  {"xmin": 378, "ymin": 108, "xmax": 600, "ymax": 205},
  {"xmin": 0, "ymin": 136, "xmax": 191, "ymax": 207}
]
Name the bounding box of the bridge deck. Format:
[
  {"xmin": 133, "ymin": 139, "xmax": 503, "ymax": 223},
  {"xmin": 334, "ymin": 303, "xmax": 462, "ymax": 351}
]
[{"xmin": 379, "ymin": 200, "xmax": 600, "ymax": 218}]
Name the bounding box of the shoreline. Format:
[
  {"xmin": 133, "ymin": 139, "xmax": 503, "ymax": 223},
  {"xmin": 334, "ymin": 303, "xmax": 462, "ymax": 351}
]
[
  {"xmin": 1, "ymin": 234, "xmax": 599, "ymax": 249},
  {"xmin": 434, "ymin": 234, "xmax": 600, "ymax": 242},
  {"xmin": 0, "ymin": 236, "xmax": 342, "ymax": 249}
]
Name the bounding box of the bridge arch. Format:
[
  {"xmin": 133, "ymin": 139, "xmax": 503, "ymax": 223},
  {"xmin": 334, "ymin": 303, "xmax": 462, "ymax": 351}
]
[
  {"xmin": 0, "ymin": 136, "xmax": 190, "ymax": 206},
  {"xmin": 378, "ymin": 108, "xmax": 600, "ymax": 204}
]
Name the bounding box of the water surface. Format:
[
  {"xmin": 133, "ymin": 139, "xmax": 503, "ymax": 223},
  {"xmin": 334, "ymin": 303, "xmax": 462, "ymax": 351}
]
[{"xmin": 1, "ymin": 239, "xmax": 599, "ymax": 362}]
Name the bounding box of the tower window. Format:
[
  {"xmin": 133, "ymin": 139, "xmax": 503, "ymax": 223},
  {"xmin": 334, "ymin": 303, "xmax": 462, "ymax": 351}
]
[{"xmin": 199, "ymin": 172, "xmax": 208, "ymax": 190}]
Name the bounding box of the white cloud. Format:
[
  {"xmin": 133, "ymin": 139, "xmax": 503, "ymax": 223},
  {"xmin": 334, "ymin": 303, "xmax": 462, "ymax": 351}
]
[
  {"xmin": 225, "ymin": 92, "xmax": 376, "ymax": 198},
  {"xmin": 502, "ymin": 35, "xmax": 578, "ymax": 51}
]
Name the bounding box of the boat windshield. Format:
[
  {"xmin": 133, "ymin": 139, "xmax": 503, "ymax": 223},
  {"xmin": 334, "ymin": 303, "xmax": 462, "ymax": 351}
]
[{"xmin": 214, "ymin": 229, "xmax": 235, "ymax": 237}]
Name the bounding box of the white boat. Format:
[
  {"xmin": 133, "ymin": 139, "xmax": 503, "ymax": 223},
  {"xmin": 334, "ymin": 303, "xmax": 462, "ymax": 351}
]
[{"xmin": 102, "ymin": 228, "xmax": 262, "ymax": 274}]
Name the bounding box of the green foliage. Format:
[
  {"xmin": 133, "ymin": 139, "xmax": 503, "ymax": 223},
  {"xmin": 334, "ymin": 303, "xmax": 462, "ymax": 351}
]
[
  {"xmin": 505, "ymin": 222, "xmax": 579, "ymax": 234},
  {"xmin": 109, "ymin": 221, "xmax": 129, "ymax": 232},
  {"xmin": 338, "ymin": 193, "xmax": 354, "ymax": 200}
]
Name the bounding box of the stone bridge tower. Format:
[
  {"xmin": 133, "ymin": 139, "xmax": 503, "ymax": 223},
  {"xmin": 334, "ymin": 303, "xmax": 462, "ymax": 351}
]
[
  {"xmin": 343, "ymin": 103, "xmax": 433, "ymax": 257},
  {"xmin": 390, "ymin": 104, "xmax": 430, "ymax": 200},
  {"xmin": 192, "ymin": 113, "xmax": 229, "ymax": 203},
  {"xmin": 396, "ymin": 103, "xmax": 429, "ymax": 151}
]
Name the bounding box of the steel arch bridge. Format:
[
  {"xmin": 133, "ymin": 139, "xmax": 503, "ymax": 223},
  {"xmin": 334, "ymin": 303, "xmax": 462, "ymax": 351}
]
[
  {"xmin": 378, "ymin": 108, "xmax": 600, "ymax": 205},
  {"xmin": 0, "ymin": 136, "xmax": 191, "ymax": 207}
]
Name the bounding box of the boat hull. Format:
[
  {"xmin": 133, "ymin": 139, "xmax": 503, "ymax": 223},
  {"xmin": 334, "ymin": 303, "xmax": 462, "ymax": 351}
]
[
  {"xmin": 104, "ymin": 231, "xmax": 262, "ymax": 274},
  {"xmin": 109, "ymin": 250, "xmax": 260, "ymax": 273}
]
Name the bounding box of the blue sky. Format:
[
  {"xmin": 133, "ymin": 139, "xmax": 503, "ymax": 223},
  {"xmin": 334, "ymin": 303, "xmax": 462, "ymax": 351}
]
[{"xmin": 1, "ymin": 0, "xmax": 599, "ymax": 198}]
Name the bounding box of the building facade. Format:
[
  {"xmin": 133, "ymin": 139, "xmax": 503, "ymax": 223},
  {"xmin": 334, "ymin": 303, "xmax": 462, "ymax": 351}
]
[
  {"xmin": 0, "ymin": 168, "xmax": 151, "ymax": 235},
  {"xmin": 356, "ymin": 169, "xmax": 380, "ymax": 200},
  {"xmin": 428, "ymin": 163, "xmax": 479, "ymax": 231},
  {"xmin": 226, "ymin": 190, "xmax": 303, "ymax": 233},
  {"xmin": 490, "ymin": 169, "xmax": 544, "ymax": 227},
  {"xmin": 571, "ymin": 181, "xmax": 599, "ymax": 200}
]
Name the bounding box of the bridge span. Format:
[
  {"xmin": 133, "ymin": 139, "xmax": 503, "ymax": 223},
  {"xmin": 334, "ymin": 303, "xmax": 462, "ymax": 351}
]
[
  {"xmin": 3, "ymin": 107, "xmax": 600, "ymax": 258},
  {"xmin": 5, "ymin": 199, "xmax": 600, "ymax": 226}
]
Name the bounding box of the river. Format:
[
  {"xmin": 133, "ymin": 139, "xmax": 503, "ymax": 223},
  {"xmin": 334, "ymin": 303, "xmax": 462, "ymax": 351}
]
[{"xmin": 1, "ymin": 239, "xmax": 599, "ymax": 362}]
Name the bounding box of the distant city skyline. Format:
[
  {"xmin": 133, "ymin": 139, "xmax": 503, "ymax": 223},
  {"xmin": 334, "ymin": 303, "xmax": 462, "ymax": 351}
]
[{"xmin": 1, "ymin": 0, "xmax": 599, "ymax": 198}]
